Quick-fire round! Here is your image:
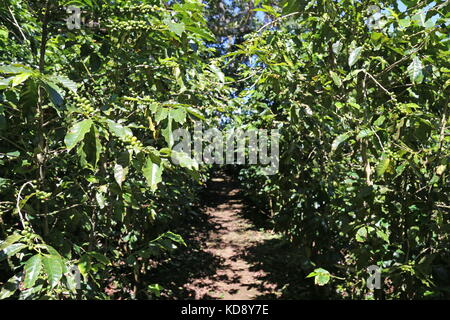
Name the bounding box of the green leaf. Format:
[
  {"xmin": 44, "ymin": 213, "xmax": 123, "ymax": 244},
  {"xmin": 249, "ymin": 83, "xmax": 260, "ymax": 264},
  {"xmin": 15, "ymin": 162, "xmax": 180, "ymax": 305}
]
[
  {"xmin": 376, "ymin": 156, "xmax": 390, "ymax": 177},
  {"xmin": 356, "ymin": 226, "xmax": 375, "ymax": 242},
  {"xmin": 12, "ymin": 73, "xmax": 31, "ymax": 87},
  {"xmin": 436, "ymin": 164, "xmax": 446, "ymax": 176},
  {"xmin": 0, "ymin": 243, "xmax": 27, "ymax": 262},
  {"xmin": 147, "ymin": 284, "xmax": 162, "ymax": 297},
  {"xmin": 23, "ymin": 254, "xmax": 42, "ymax": 289},
  {"xmin": 163, "ymin": 18, "xmax": 185, "ymax": 37},
  {"xmin": 0, "ymin": 274, "xmax": 21, "ymax": 299},
  {"xmin": 185, "ymin": 26, "xmax": 215, "ymax": 41},
  {"xmin": 171, "ymin": 151, "xmax": 198, "ymax": 170},
  {"xmin": 19, "ymin": 79, "xmax": 38, "ymax": 111},
  {"xmin": 330, "ymin": 71, "xmax": 342, "ymax": 87},
  {"xmin": 356, "ymin": 128, "xmax": 374, "ymax": 139},
  {"xmin": 155, "ymin": 108, "xmax": 169, "ymax": 123},
  {"xmin": 331, "ymin": 132, "xmax": 352, "ymax": 151},
  {"xmin": 162, "ymin": 231, "xmax": 186, "ymax": 247},
  {"xmin": 78, "ymin": 255, "xmax": 91, "ymax": 280},
  {"xmin": 332, "ymin": 40, "xmax": 343, "ymax": 55},
  {"xmin": 0, "ymin": 233, "xmax": 23, "ymax": 251},
  {"xmin": 114, "ymin": 163, "xmax": 128, "ymax": 187},
  {"xmin": 0, "ymin": 64, "xmax": 30, "ymax": 74},
  {"xmin": 315, "ymin": 273, "xmax": 330, "ymax": 286},
  {"xmin": 348, "ymin": 47, "xmax": 363, "ymax": 67},
  {"xmin": 306, "ymin": 268, "xmax": 331, "ymax": 286},
  {"xmin": 186, "ymin": 107, "xmax": 205, "ymax": 120},
  {"xmin": 373, "ymin": 115, "xmax": 385, "ymax": 127},
  {"xmin": 82, "ymin": 126, "xmax": 102, "ymax": 169},
  {"xmin": 52, "ymin": 75, "xmax": 77, "ymax": 93},
  {"xmin": 412, "ymin": 12, "xmax": 434, "ymax": 28},
  {"xmin": 162, "ymin": 115, "xmax": 173, "ymax": 147},
  {"xmin": 398, "ymin": 18, "xmax": 411, "ymax": 28},
  {"xmin": 210, "ymin": 64, "xmax": 225, "ymax": 83},
  {"xmin": 64, "ymin": 119, "xmax": 93, "ymax": 151},
  {"xmin": 170, "ymin": 108, "xmax": 186, "ymax": 124},
  {"xmin": 402, "ymin": 0, "xmax": 419, "ymax": 7},
  {"xmin": 0, "ymin": 76, "xmax": 13, "ymax": 89},
  {"xmin": 42, "ymin": 245, "xmax": 63, "ymax": 260},
  {"xmin": 106, "ymin": 119, "xmax": 133, "ymax": 140},
  {"xmin": 142, "ymin": 157, "xmax": 163, "ymax": 192},
  {"xmin": 42, "ymin": 81, "xmax": 64, "ymax": 108},
  {"xmin": 96, "ymin": 191, "xmax": 106, "ymax": 209},
  {"xmin": 407, "ymin": 56, "xmax": 424, "ymax": 84},
  {"xmin": 376, "ymin": 229, "xmax": 390, "ymax": 243},
  {"xmin": 0, "ymin": 26, "xmax": 7, "ymax": 40},
  {"xmin": 42, "ymin": 255, "xmax": 63, "ymax": 288}
]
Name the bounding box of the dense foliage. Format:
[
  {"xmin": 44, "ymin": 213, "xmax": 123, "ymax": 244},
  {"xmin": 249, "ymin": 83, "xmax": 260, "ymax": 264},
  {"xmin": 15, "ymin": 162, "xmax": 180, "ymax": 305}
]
[
  {"xmin": 0, "ymin": 0, "xmax": 231, "ymax": 299},
  {"xmin": 1, "ymin": 0, "xmax": 449, "ymax": 300},
  {"xmin": 236, "ymin": 0, "xmax": 450, "ymax": 299}
]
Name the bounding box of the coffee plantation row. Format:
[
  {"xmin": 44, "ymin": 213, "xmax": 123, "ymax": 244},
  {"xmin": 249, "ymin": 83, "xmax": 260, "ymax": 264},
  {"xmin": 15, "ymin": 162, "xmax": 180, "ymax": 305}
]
[{"xmin": 0, "ymin": 0, "xmax": 449, "ymax": 299}]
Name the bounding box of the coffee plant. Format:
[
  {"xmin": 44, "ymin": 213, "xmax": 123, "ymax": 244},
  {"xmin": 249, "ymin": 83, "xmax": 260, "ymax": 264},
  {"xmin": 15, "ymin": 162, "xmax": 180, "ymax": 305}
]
[
  {"xmin": 235, "ymin": 0, "xmax": 450, "ymax": 299},
  {"xmin": 0, "ymin": 0, "xmax": 231, "ymax": 299}
]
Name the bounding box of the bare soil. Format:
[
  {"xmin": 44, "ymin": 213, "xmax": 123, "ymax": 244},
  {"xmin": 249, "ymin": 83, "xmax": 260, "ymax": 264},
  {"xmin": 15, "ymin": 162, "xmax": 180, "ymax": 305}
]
[
  {"xmin": 182, "ymin": 176, "xmax": 279, "ymax": 299},
  {"xmin": 148, "ymin": 173, "xmax": 314, "ymax": 300}
]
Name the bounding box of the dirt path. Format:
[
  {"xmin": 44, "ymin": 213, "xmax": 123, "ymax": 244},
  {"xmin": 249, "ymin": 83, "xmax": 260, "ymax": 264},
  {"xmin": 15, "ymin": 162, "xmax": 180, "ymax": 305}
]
[{"xmin": 183, "ymin": 176, "xmax": 279, "ymax": 300}]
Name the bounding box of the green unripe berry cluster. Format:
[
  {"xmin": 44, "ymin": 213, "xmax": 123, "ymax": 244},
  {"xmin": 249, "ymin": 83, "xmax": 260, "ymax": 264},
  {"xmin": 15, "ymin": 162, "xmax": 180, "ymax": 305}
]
[
  {"xmin": 111, "ymin": 20, "xmax": 154, "ymax": 32},
  {"xmin": 118, "ymin": 4, "xmax": 161, "ymax": 14},
  {"xmin": 124, "ymin": 134, "xmax": 143, "ymax": 149},
  {"xmin": 74, "ymin": 96, "xmax": 96, "ymax": 114},
  {"xmin": 35, "ymin": 190, "xmax": 52, "ymax": 200},
  {"xmin": 20, "ymin": 222, "xmax": 34, "ymax": 244}
]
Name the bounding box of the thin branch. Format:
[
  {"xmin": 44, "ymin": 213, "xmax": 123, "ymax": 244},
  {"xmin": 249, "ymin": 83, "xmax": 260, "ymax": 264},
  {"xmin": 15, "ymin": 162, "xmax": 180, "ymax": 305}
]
[
  {"xmin": 16, "ymin": 181, "xmax": 35, "ymax": 229},
  {"xmin": 372, "ymin": 127, "xmax": 385, "ymax": 153},
  {"xmin": 0, "ymin": 135, "xmax": 28, "ymax": 153},
  {"xmin": 376, "ymin": 41, "xmax": 426, "ymax": 77},
  {"xmin": 256, "ymin": 12, "xmax": 301, "ymax": 33},
  {"xmin": 363, "ymin": 70, "xmax": 396, "ymax": 99},
  {"xmin": 7, "ymin": 5, "xmax": 27, "ymax": 43}
]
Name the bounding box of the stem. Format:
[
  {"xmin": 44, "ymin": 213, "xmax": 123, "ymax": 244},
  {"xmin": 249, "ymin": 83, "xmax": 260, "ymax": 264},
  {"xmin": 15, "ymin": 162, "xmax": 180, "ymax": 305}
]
[
  {"xmin": 437, "ymin": 101, "xmax": 448, "ymax": 157},
  {"xmin": 39, "ymin": 1, "xmax": 50, "ymax": 73},
  {"xmin": 361, "ymin": 141, "xmax": 373, "ymax": 186},
  {"xmin": 16, "ymin": 181, "xmax": 35, "ymax": 229},
  {"xmin": 37, "ymin": 0, "xmax": 51, "ymax": 237},
  {"xmin": 255, "ymin": 11, "xmax": 301, "ymax": 34},
  {"xmin": 359, "ymin": 71, "xmax": 373, "ymax": 187}
]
